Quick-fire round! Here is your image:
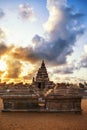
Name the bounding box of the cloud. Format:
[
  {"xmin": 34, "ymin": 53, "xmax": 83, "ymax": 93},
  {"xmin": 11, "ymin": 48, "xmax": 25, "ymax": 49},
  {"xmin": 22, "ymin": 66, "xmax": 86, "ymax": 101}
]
[
  {"xmin": 0, "ymin": 42, "xmax": 13, "ymax": 57},
  {"xmin": 0, "ymin": 8, "xmax": 5, "ymax": 19},
  {"xmin": 9, "ymin": 0, "xmax": 84, "ymax": 66},
  {"xmin": 22, "ymin": 69, "xmax": 37, "ymax": 81},
  {"xmin": 30, "ymin": 0, "xmax": 84, "ymax": 65},
  {"xmin": 0, "ymin": 44, "xmax": 39, "ymax": 82},
  {"xmin": 54, "ymin": 67, "xmax": 74, "ymax": 74},
  {"xmin": 80, "ymin": 54, "xmax": 87, "ymax": 68},
  {"xmin": 32, "ymin": 35, "xmax": 45, "ymax": 46},
  {"xmin": 84, "ymin": 45, "xmax": 87, "ymax": 53},
  {"xmin": 0, "ymin": 44, "xmax": 23, "ymax": 80},
  {"xmin": 0, "ymin": 28, "xmax": 5, "ymax": 39},
  {"xmin": 0, "ymin": 1, "xmax": 84, "ymax": 66},
  {"xmin": 78, "ymin": 45, "xmax": 87, "ymax": 68},
  {"xmin": 0, "ymin": 0, "xmax": 85, "ymax": 83},
  {"xmin": 0, "ymin": 43, "xmax": 39, "ymax": 80},
  {"xmin": 5, "ymin": 58, "xmax": 22, "ymax": 78},
  {"xmin": 53, "ymin": 64, "xmax": 74, "ymax": 74},
  {"xmin": 0, "ymin": 43, "xmax": 8, "ymax": 56},
  {"xmin": 0, "ymin": 45, "xmax": 24, "ymax": 80},
  {"xmin": 0, "ymin": 71, "xmax": 4, "ymax": 76},
  {"xmin": 64, "ymin": 76, "xmax": 86, "ymax": 83},
  {"xmin": 11, "ymin": 47, "xmax": 40, "ymax": 64},
  {"xmin": 47, "ymin": 0, "xmax": 67, "ymax": 8},
  {"xmin": 19, "ymin": 4, "xmax": 36, "ymax": 21}
]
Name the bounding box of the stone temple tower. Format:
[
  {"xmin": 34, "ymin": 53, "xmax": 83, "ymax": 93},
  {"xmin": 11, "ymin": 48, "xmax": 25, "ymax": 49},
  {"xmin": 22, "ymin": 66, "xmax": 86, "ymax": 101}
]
[
  {"xmin": 36, "ymin": 60, "xmax": 49, "ymax": 82},
  {"xmin": 33, "ymin": 60, "xmax": 54, "ymax": 90}
]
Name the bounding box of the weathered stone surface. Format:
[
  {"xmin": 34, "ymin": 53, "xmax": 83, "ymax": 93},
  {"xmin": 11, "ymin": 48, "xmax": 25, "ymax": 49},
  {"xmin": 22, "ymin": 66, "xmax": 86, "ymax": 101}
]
[
  {"xmin": 1, "ymin": 94, "xmax": 82, "ymax": 114},
  {"xmin": 46, "ymin": 96, "xmax": 82, "ymax": 113}
]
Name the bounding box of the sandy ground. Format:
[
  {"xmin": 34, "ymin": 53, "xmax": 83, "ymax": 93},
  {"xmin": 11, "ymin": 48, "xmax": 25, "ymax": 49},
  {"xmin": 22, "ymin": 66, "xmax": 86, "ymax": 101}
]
[{"xmin": 0, "ymin": 99, "xmax": 87, "ymax": 130}]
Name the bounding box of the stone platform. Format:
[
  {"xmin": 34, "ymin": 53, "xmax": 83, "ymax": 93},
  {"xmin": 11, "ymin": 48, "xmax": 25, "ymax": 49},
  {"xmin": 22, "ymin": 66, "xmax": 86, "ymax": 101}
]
[{"xmin": 1, "ymin": 93, "xmax": 82, "ymax": 114}]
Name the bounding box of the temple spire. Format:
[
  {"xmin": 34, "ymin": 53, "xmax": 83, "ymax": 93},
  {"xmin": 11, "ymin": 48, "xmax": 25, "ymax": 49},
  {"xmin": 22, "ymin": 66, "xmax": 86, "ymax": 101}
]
[
  {"xmin": 41, "ymin": 60, "xmax": 45, "ymax": 67},
  {"xmin": 36, "ymin": 60, "xmax": 49, "ymax": 82}
]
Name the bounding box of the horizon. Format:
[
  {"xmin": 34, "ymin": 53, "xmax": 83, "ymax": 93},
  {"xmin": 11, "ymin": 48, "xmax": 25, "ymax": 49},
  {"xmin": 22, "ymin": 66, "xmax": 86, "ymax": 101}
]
[{"xmin": 0, "ymin": 0, "xmax": 87, "ymax": 83}]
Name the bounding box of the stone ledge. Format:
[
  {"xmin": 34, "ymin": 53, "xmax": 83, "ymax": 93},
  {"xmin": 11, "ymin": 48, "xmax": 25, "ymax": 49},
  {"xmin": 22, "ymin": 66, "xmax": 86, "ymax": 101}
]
[{"xmin": 1, "ymin": 109, "xmax": 82, "ymax": 114}]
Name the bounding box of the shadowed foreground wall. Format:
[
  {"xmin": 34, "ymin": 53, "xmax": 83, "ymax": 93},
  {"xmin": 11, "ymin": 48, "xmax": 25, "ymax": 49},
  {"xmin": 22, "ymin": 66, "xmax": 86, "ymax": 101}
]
[{"xmin": 1, "ymin": 95, "xmax": 82, "ymax": 113}]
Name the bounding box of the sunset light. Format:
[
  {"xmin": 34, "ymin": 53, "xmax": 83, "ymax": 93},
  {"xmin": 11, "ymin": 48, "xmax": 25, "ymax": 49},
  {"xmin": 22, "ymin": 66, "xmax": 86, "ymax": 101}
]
[
  {"xmin": 0, "ymin": 60, "xmax": 7, "ymax": 71},
  {"xmin": 0, "ymin": 1, "xmax": 87, "ymax": 130},
  {"xmin": 0, "ymin": 0, "xmax": 87, "ymax": 83}
]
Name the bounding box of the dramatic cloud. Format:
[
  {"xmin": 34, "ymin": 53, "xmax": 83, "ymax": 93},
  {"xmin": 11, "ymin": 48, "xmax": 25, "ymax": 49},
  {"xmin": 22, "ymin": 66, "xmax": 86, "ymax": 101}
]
[
  {"xmin": 5, "ymin": 58, "xmax": 22, "ymax": 78},
  {"xmin": 0, "ymin": 8, "xmax": 5, "ymax": 19},
  {"xmin": 10, "ymin": 0, "xmax": 84, "ymax": 66},
  {"xmin": 0, "ymin": 1, "xmax": 84, "ymax": 66},
  {"xmin": 0, "ymin": 0, "xmax": 86, "ymax": 83},
  {"xmin": 0, "ymin": 44, "xmax": 22, "ymax": 80},
  {"xmin": 0, "ymin": 43, "xmax": 38, "ymax": 81},
  {"xmin": 19, "ymin": 4, "xmax": 36, "ymax": 21},
  {"xmin": 0, "ymin": 43, "xmax": 8, "ymax": 56},
  {"xmin": 53, "ymin": 66, "xmax": 74, "ymax": 74},
  {"xmin": 11, "ymin": 47, "xmax": 40, "ymax": 64},
  {"xmin": 0, "ymin": 43, "xmax": 14, "ymax": 57},
  {"xmin": 32, "ymin": 35, "xmax": 45, "ymax": 46},
  {"xmin": 30, "ymin": 0, "xmax": 84, "ymax": 65}
]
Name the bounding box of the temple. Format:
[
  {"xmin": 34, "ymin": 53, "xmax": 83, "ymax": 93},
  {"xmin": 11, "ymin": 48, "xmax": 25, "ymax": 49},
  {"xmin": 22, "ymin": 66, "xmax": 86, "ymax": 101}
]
[
  {"xmin": 32, "ymin": 60, "xmax": 54, "ymax": 91},
  {"xmin": 0, "ymin": 60, "xmax": 82, "ymax": 113}
]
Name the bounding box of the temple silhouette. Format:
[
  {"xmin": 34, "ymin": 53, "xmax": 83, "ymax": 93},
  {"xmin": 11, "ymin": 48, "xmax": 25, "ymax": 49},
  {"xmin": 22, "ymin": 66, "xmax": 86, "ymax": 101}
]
[{"xmin": 1, "ymin": 60, "xmax": 82, "ymax": 113}]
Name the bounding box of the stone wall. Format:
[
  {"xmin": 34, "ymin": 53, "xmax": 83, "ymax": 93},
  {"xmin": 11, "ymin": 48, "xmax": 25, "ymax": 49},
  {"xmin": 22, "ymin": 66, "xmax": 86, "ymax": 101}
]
[
  {"xmin": 1, "ymin": 95, "xmax": 82, "ymax": 113},
  {"xmin": 2, "ymin": 97, "xmax": 40, "ymax": 111},
  {"xmin": 46, "ymin": 96, "xmax": 82, "ymax": 113}
]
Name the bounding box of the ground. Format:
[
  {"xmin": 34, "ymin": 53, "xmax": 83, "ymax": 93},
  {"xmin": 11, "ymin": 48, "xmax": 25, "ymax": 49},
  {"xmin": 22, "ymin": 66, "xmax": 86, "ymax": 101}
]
[{"xmin": 0, "ymin": 99, "xmax": 87, "ymax": 130}]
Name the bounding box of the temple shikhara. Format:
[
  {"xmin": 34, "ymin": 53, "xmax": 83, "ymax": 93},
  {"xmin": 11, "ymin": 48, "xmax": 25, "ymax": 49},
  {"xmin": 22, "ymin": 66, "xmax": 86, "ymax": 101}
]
[
  {"xmin": 0, "ymin": 60, "xmax": 82, "ymax": 114},
  {"xmin": 32, "ymin": 60, "xmax": 54, "ymax": 91}
]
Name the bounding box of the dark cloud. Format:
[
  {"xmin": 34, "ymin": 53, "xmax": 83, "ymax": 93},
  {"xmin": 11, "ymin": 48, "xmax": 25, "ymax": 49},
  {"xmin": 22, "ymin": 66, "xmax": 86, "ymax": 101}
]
[
  {"xmin": 0, "ymin": 1, "xmax": 85, "ymax": 67},
  {"xmin": 0, "ymin": 0, "xmax": 85, "ymax": 83},
  {"xmin": 53, "ymin": 66, "xmax": 74, "ymax": 74},
  {"xmin": 0, "ymin": 8, "xmax": 5, "ymax": 19},
  {"xmin": 0, "ymin": 43, "xmax": 8, "ymax": 56},
  {"xmin": 8, "ymin": 0, "xmax": 84, "ymax": 66},
  {"xmin": 0, "ymin": 42, "xmax": 14, "ymax": 57},
  {"xmin": 29, "ymin": 0, "xmax": 85, "ymax": 65},
  {"xmin": 32, "ymin": 35, "xmax": 45, "ymax": 46},
  {"xmin": 0, "ymin": 28, "xmax": 7, "ymax": 57},
  {"xmin": 11, "ymin": 47, "xmax": 40, "ymax": 64}
]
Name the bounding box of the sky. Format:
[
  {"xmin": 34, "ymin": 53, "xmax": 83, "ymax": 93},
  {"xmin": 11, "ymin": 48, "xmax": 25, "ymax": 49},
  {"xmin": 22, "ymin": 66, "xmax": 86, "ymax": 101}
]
[{"xmin": 0, "ymin": 0, "xmax": 87, "ymax": 84}]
